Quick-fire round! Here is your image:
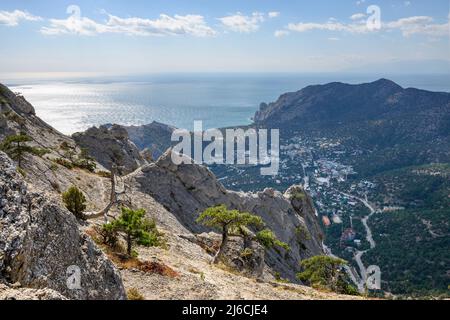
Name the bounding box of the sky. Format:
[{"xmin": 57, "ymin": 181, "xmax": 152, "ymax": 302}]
[{"xmin": 0, "ymin": 0, "xmax": 449, "ymax": 77}]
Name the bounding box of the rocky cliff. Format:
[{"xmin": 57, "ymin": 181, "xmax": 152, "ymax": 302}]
[
  {"xmin": 0, "ymin": 152, "xmax": 126, "ymax": 300},
  {"xmin": 73, "ymin": 124, "xmax": 147, "ymax": 175},
  {"xmin": 125, "ymin": 150, "xmax": 324, "ymax": 281},
  {"xmin": 124, "ymin": 121, "xmax": 176, "ymax": 160}
]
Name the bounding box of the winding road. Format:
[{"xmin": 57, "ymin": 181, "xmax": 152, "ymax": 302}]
[
  {"xmin": 324, "ymin": 190, "xmax": 378, "ymax": 292},
  {"xmin": 341, "ymin": 192, "xmax": 377, "ymax": 292}
]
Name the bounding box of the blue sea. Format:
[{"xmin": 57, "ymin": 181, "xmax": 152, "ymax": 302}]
[{"xmin": 6, "ymin": 73, "xmax": 450, "ymax": 135}]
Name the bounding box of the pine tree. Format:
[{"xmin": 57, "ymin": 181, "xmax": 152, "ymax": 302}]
[
  {"xmin": 197, "ymin": 205, "xmax": 265, "ymax": 264},
  {"xmin": 105, "ymin": 207, "xmax": 159, "ymax": 256},
  {"xmin": 296, "ymin": 256, "xmax": 358, "ymax": 294},
  {"xmin": 256, "ymin": 229, "xmax": 290, "ymax": 251},
  {"xmin": 76, "ymin": 148, "xmax": 96, "ymax": 172},
  {"xmin": 0, "ymin": 133, "xmax": 46, "ymax": 167},
  {"xmin": 62, "ymin": 186, "xmax": 87, "ymax": 220}
]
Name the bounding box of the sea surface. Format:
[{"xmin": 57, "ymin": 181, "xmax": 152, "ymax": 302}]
[{"xmin": 6, "ymin": 73, "xmax": 450, "ymax": 135}]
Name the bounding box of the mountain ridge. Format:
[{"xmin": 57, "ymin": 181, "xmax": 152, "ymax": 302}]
[{"xmin": 0, "ymin": 83, "xmax": 359, "ymax": 300}]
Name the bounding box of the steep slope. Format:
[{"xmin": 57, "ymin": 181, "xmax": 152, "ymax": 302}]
[
  {"xmin": 0, "ymin": 152, "xmax": 126, "ymax": 300},
  {"xmin": 0, "ymin": 83, "xmax": 113, "ymax": 213},
  {"xmin": 124, "ymin": 150, "xmax": 324, "ymax": 282}
]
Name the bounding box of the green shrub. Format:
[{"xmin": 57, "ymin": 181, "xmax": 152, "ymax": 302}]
[
  {"xmin": 1, "ymin": 133, "xmax": 48, "ymax": 167},
  {"xmin": 292, "ymin": 191, "xmax": 307, "ymax": 201},
  {"xmin": 75, "ymin": 148, "xmax": 96, "ymax": 172},
  {"xmin": 96, "ymin": 170, "xmax": 112, "ymax": 178},
  {"xmin": 62, "ymin": 186, "xmax": 87, "ymax": 220},
  {"xmin": 296, "ymin": 225, "xmax": 312, "ymax": 241},
  {"xmin": 256, "ymin": 229, "xmax": 290, "ymax": 251},
  {"xmin": 103, "ymin": 207, "xmax": 161, "ymax": 256},
  {"xmin": 297, "ymin": 256, "xmax": 358, "ymax": 295},
  {"xmin": 16, "ymin": 167, "xmax": 26, "ymax": 177},
  {"xmin": 100, "ymin": 223, "xmax": 119, "ymax": 248},
  {"xmin": 54, "ymin": 158, "xmax": 74, "ymax": 169},
  {"xmin": 240, "ymin": 248, "xmax": 254, "ymax": 258}
]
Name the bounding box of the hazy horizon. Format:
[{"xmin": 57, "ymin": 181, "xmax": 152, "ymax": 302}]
[{"xmin": 7, "ymin": 72, "xmax": 450, "ymax": 135}]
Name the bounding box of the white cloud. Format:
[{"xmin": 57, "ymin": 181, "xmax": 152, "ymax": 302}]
[
  {"xmin": 287, "ymin": 21, "xmax": 367, "ymax": 34},
  {"xmin": 386, "ymin": 16, "xmax": 449, "ymax": 37},
  {"xmin": 274, "ymin": 30, "xmax": 290, "ymax": 37},
  {"xmin": 283, "ymin": 15, "xmax": 449, "ymax": 38},
  {"xmin": 106, "ymin": 14, "xmax": 217, "ymax": 37},
  {"xmin": 41, "ymin": 16, "xmax": 104, "ymax": 36},
  {"xmin": 0, "ymin": 10, "xmax": 42, "ymax": 26},
  {"xmin": 41, "ymin": 13, "xmax": 217, "ymax": 37},
  {"xmin": 350, "ymin": 13, "xmax": 366, "ymax": 21},
  {"xmin": 356, "ymin": 0, "xmax": 366, "ymax": 6},
  {"xmin": 268, "ymin": 12, "xmax": 280, "ymax": 19},
  {"xmin": 218, "ymin": 12, "xmax": 265, "ymax": 33}
]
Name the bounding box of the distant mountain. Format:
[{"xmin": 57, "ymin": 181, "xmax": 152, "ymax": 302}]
[{"xmin": 254, "ymin": 79, "xmax": 450, "ymax": 175}]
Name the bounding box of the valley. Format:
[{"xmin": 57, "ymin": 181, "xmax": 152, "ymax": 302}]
[{"xmin": 209, "ymin": 79, "xmax": 450, "ymax": 297}]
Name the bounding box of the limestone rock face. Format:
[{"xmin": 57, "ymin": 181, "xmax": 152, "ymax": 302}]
[
  {"xmin": 126, "ymin": 150, "xmax": 324, "ymax": 281},
  {"xmin": 0, "ymin": 152, "xmax": 126, "ymax": 300},
  {"xmin": 0, "ymin": 84, "xmax": 35, "ymax": 116},
  {"xmin": 0, "ymin": 283, "xmax": 66, "ymax": 300},
  {"xmin": 73, "ymin": 124, "xmax": 147, "ymax": 174}
]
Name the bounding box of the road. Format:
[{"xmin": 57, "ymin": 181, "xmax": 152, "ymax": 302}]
[
  {"xmin": 346, "ymin": 193, "xmax": 376, "ymax": 249},
  {"xmin": 329, "ymin": 190, "xmax": 378, "ymax": 292}
]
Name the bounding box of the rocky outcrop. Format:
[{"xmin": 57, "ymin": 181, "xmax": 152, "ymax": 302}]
[
  {"xmin": 180, "ymin": 232, "xmax": 266, "ymax": 278},
  {"xmin": 0, "ymin": 84, "xmax": 36, "ymax": 116},
  {"xmin": 0, "ymin": 283, "xmax": 66, "ymax": 300},
  {"xmin": 73, "ymin": 124, "xmax": 147, "ymax": 175},
  {"xmin": 126, "ymin": 149, "xmax": 324, "ymax": 281},
  {"xmin": 125, "ymin": 121, "xmax": 175, "ymax": 159},
  {"xmin": 0, "ymin": 84, "xmax": 74, "ymax": 156},
  {"xmin": 0, "ymin": 152, "xmax": 127, "ymax": 300}
]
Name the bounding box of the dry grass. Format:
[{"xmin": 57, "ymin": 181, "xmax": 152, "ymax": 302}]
[
  {"xmin": 127, "ymin": 288, "xmax": 145, "ymax": 300},
  {"xmin": 86, "ymin": 226, "xmax": 178, "ymax": 278},
  {"xmin": 138, "ymin": 260, "xmax": 180, "ymax": 278}
]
